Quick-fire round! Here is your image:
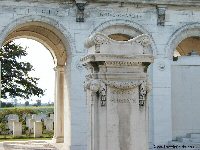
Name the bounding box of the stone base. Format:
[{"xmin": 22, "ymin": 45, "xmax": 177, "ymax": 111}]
[{"xmin": 52, "ymin": 136, "xmax": 64, "ymax": 143}]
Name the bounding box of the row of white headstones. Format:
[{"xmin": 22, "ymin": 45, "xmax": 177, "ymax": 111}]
[{"xmin": 6, "ymin": 114, "xmax": 54, "ymax": 138}]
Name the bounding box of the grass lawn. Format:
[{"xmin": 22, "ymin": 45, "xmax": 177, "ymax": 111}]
[
  {"xmin": 1, "ymin": 105, "xmax": 54, "ymax": 110},
  {"xmin": 0, "ymin": 134, "xmax": 53, "ymax": 142}
]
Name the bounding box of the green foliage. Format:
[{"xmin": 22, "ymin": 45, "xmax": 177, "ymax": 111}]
[
  {"xmin": 1, "ymin": 102, "xmax": 14, "ymax": 108},
  {"xmin": 24, "ymin": 101, "xmax": 29, "ymax": 106},
  {"xmin": 0, "ymin": 41, "xmax": 45, "ymax": 99}
]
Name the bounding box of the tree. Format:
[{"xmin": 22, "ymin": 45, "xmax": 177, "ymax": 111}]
[
  {"xmin": 0, "ymin": 41, "xmax": 45, "ymax": 99},
  {"xmin": 25, "ymin": 101, "xmax": 29, "ymax": 106}
]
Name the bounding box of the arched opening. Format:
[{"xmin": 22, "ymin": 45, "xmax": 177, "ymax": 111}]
[
  {"xmin": 172, "ymin": 36, "xmax": 200, "ymax": 140},
  {"xmin": 1, "ymin": 21, "xmax": 68, "ymax": 143},
  {"xmin": 173, "ymin": 36, "xmax": 200, "ymax": 59}
]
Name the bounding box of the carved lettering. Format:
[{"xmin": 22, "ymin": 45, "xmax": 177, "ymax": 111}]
[
  {"xmin": 99, "ymin": 12, "xmax": 142, "ymax": 19},
  {"xmin": 6, "ymin": 6, "xmax": 69, "ymax": 16},
  {"xmin": 110, "ymin": 98, "xmax": 136, "ymax": 103}
]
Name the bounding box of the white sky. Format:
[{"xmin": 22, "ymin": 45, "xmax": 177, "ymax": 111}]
[{"xmin": 13, "ymin": 38, "xmax": 55, "ymax": 104}]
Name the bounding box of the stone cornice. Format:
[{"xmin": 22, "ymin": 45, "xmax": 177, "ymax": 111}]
[
  {"xmin": 88, "ymin": 0, "xmax": 200, "ymax": 7},
  {"xmin": 80, "ymin": 54, "xmax": 154, "ymax": 64}
]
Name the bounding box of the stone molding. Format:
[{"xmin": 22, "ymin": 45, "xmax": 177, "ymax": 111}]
[
  {"xmin": 81, "ymin": 54, "xmax": 154, "ymax": 64},
  {"xmin": 91, "ymin": 19, "xmax": 148, "ymax": 36},
  {"xmin": 89, "ymin": 0, "xmax": 200, "ymax": 7}
]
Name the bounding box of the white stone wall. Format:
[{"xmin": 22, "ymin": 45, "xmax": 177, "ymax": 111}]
[
  {"xmin": 172, "ymin": 56, "xmax": 200, "ymax": 139},
  {"xmin": 1, "ymin": 1, "xmax": 200, "ymax": 149}
]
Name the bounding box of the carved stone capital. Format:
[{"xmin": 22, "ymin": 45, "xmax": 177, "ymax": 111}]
[{"xmin": 54, "ymin": 65, "xmax": 65, "ymax": 72}]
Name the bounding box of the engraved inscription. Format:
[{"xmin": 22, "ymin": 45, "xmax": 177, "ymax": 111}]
[
  {"xmin": 99, "ymin": 12, "xmax": 142, "ymax": 19},
  {"xmin": 111, "ymin": 98, "xmax": 136, "ymax": 103},
  {"xmin": 4, "ymin": 6, "xmax": 70, "ymax": 16},
  {"xmin": 110, "ymin": 88, "xmax": 136, "ymax": 104}
]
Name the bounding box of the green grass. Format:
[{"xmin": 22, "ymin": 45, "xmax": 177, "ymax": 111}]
[
  {"xmin": 0, "ymin": 134, "xmax": 53, "ymax": 142},
  {"xmin": 1, "ymin": 106, "xmax": 53, "ymax": 109}
]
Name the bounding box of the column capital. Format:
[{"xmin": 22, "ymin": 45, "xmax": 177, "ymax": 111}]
[{"xmin": 54, "ymin": 65, "xmax": 65, "ymax": 72}]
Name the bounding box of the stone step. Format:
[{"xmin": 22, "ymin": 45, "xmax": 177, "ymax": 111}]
[
  {"xmin": 190, "ymin": 138, "xmax": 200, "ymax": 143},
  {"xmin": 187, "ymin": 133, "xmax": 200, "ymax": 139},
  {"xmin": 177, "ymin": 137, "xmax": 191, "ymax": 143}
]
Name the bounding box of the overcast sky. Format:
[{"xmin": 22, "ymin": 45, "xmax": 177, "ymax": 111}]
[{"xmin": 13, "ymin": 38, "xmax": 55, "ymax": 104}]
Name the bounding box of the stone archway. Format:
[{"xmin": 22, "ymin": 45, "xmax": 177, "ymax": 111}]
[
  {"xmin": 165, "ymin": 23, "xmax": 200, "ymax": 59},
  {"xmin": 91, "ymin": 19, "xmax": 157, "ymax": 55},
  {"xmin": 165, "ymin": 23, "xmax": 200, "ymax": 140},
  {"xmin": 0, "ymin": 18, "xmax": 71, "ymax": 144}
]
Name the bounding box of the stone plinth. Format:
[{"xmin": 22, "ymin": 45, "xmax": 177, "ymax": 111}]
[
  {"xmin": 13, "ymin": 122, "xmax": 22, "ymax": 137},
  {"xmin": 81, "ymin": 33, "xmax": 153, "ymax": 150},
  {"xmin": 34, "ymin": 122, "xmax": 42, "ymax": 138}
]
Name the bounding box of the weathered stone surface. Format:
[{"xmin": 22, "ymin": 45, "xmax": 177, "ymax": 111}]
[
  {"xmin": 8, "ymin": 119, "xmax": 17, "ymax": 132},
  {"xmin": 13, "ymin": 122, "xmax": 22, "ymax": 137},
  {"xmin": 28, "ymin": 119, "xmax": 36, "ymax": 133},
  {"xmin": 82, "ymin": 33, "xmax": 153, "ymax": 150},
  {"xmin": 0, "ymin": 0, "xmax": 200, "ymax": 149},
  {"xmin": 34, "ymin": 122, "xmax": 43, "ymax": 138},
  {"xmin": 46, "ymin": 118, "xmax": 54, "ymax": 131}
]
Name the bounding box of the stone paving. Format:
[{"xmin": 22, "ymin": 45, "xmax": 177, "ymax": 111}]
[{"xmin": 0, "ymin": 140, "xmax": 64, "ymax": 150}]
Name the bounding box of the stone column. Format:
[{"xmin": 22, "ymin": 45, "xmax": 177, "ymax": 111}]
[
  {"xmin": 52, "ymin": 65, "xmax": 64, "ymax": 143},
  {"xmin": 82, "ymin": 33, "xmax": 154, "ymax": 150}
]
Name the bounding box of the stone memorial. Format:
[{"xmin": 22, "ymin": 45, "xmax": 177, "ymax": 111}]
[
  {"xmin": 34, "ymin": 121, "xmax": 42, "ymax": 138},
  {"xmin": 50, "ymin": 114, "xmax": 54, "ymax": 121},
  {"xmin": 8, "ymin": 119, "xmax": 18, "ymax": 132},
  {"xmin": 8, "ymin": 114, "xmax": 19, "ymax": 122},
  {"xmin": 29, "ymin": 119, "xmax": 36, "ymax": 133},
  {"xmin": 7, "ymin": 114, "xmax": 19, "ymax": 132},
  {"xmin": 13, "ymin": 122, "xmax": 22, "ymax": 137},
  {"xmin": 25, "ymin": 116, "xmax": 32, "ymax": 127},
  {"xmin": 45, "ymin": 118, "xmax": 54, "ymax": 131},
  {"xmin": 32, "ymin": 114, "xmax": 41, "ymax": 122},
  {"xmin": 81, "ymin": 33, "xmax": 153, "ymax": 150}
]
